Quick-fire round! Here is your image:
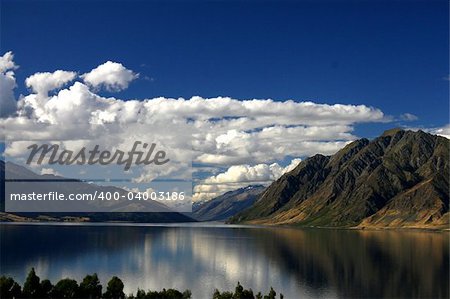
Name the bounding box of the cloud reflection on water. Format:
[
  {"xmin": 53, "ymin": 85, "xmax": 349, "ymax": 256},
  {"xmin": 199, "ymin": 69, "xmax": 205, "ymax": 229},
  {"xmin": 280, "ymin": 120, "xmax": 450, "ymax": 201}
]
[{"xmin": 1, "ymin": 224, "xmax": 447, "ymax": 298}]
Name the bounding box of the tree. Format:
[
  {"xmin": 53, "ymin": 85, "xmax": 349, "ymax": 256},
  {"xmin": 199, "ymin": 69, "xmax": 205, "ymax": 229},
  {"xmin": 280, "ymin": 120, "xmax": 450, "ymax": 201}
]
[
  {"xmin": 241, "ymin": 289, "xmax": 254, "ymax": 299},
  {"xmin": 219, "ymin": 292, "xmax": 233, "ymax": 299},
  {"xmin": 136, "ymin": 288, "xmax": 190, "ymax": 299},
  {"xmin": 163, "ymin": 288, "xmax": 184, "ymax": 298},
  {"xmin": 103, "ymin": 276, "xmax": 125, "ymax": 299},
  {"xmin": 79, "ymin": 273, "xmax": 102, "ymax": 299},
  {"xmin": 233, "ymin": 282, "xmax": 244, "ymax": 298},
  {"xmin": 232, "ymin": 282, "xmax": 253, "ymax": 299},
  {"xmin": 0, "ymin": 276, "xmax": 22, "ymax": 299},
  {"xmin": 51, "ymin": 278, "xmax": 79, "ymax": 298},
  {"xmin": 212, "ymin": 290, "xmax": 233, "ymax": 299},
  {"xmin": 40, "ymin": 279, "xmax": 53, "ymax": 298},
  {"xmin": 23, "ymin": 268, "xmax": 41, "ymax": 298},
  {"xmin": 263, "ymin": 287, "xmax": 276, "ymax": 299},
  {"xmin": 134, "ymin": 288, "xmax": 146, "ymax": 299},
  {"xmin": 182, "ymin": 289, "xmax": 192, "ymax": 299}
]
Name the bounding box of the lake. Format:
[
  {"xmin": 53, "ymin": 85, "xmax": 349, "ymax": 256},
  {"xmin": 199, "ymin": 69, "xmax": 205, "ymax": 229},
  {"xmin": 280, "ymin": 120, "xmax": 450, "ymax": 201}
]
[{"xmin": 0, "ymin": 223, "xmax": 448, "ymax": 298}]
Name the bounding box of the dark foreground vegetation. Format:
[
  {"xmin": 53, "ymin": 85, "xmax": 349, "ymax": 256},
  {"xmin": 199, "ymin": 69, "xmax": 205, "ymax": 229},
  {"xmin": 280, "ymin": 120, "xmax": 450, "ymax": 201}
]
[{"xmin": 1, "ymin": 269, "xmax": 283, "ymax": 299}]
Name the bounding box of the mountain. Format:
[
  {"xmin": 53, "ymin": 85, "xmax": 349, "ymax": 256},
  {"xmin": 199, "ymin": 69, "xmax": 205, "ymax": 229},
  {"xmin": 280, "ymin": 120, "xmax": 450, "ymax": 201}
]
[
  {"xmin": 0, "ymin": 160, "xmax": 195, "ymax": 223},
  {"xmin": 192, "ymin": 185, "xmax": 265, "ymax": 221},
  {"xmin": 229, "ymin": 129, "xmax": 449, "ymax": 229}
]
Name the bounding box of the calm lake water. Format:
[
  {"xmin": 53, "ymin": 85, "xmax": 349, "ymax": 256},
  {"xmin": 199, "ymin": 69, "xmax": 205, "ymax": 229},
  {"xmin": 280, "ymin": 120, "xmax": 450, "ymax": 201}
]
[{"xmin": 0, "ymin": 223, "xmax": 448, "ymax": 299}]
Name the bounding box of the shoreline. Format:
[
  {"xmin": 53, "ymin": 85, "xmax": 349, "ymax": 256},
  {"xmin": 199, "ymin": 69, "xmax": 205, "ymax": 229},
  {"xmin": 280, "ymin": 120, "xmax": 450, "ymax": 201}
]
[{"xmin": 1, "ymin": 220, "xmax": 448, "ymax": 232}]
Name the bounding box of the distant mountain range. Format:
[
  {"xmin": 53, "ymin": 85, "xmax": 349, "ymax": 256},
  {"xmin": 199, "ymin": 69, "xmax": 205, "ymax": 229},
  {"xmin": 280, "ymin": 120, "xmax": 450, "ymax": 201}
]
[
  {"xmin": 192, "ymin": 185, "xmax": 265, "ymax": 221},
  {"xmin": 229, "ymin": 129, "xmax": 449, "ymax": 229},
  {"xmin": 0, "ymin": 160, "xmax": 194, "ymax": 223}
]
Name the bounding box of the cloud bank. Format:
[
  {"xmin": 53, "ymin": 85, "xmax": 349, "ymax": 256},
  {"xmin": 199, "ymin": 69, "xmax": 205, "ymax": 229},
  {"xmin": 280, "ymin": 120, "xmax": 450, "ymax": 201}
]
[{"xmin": 5, "ymin": 51, "xmax": 434, "ymax": 201}]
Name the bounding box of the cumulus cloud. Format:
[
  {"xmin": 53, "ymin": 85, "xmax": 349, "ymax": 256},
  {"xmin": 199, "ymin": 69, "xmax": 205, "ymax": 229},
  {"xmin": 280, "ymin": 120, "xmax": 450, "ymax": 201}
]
[
  {"xmin": 205, "ymin": 158, "xmax": 301, "ymax": 184},
  {"xmin": 10, "ymin": 87, "xmax": 384, "ymax": 189},
  {"xmin": 0, "ymin": 51, "xmax": 18, "ymax": 73},
  {"xmin": 81, "ymin": 61, "xmax": 139, "ymax": 91},
  {"xmin": 13, "ymin": 78, "xmax": 384, "ymax": 166},
  {"xmin": 195, "ymin": 125, "xmax": 354, "ymax": 165},
  {"xmin": 193, "ymin": 158, "xmax": 301, "ymax": 201},
  {"xmin": 25, "ymin": 70, "xmax": 77, "ymax": 95},
  {"xmin": 0, "ymin": 51, "xmax": 18, "ymax": 117},
  {"xmin": 2, "ymin": 52, "xmax": 398, "ymax": 201}
]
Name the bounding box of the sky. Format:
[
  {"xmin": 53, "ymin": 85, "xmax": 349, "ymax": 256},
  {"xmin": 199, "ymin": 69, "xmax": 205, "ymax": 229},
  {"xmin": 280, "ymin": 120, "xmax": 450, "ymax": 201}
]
[{"xmin": 1, "ymin": 0, "xmax": 449, "ymax": 201}]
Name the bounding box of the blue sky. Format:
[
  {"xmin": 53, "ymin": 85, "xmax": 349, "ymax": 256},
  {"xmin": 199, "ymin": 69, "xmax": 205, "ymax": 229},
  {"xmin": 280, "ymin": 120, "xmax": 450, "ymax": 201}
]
[
  {"xmin": 1, "ymin": 0, "xmax": 449, "ymax": 200},
  {"xmin": 2, "ymin": 0, "xmax": 449, "ymax": 137}
]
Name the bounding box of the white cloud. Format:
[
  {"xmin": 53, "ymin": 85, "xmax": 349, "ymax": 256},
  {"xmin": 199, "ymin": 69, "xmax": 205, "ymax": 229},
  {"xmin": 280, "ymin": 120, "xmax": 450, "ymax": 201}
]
[
  {"xmin": 17, "ymin": 82, "xmax": 97, "ymax": 124},
  {"xmin": 40, "ymin": 167, "xmax": 62, "ymax": 176},
  {"xmin": 193, "ymin": 158, "xmax": 301, "ymax": 201},
  {"xmin": 10, "ymin": 87, "xmax": 383, "ymax": 186},
  {"xmin": 2, "ymin": 52, "xmax": 396, "ymax": 201},
  {"xmin": 13, "ymin": 79, "xmax": 383, "ymax": 166},
  {"xmin": 195, "ymin": 125, "xmax": 353, "ymax": 165},
  {"xmin": 204, "ymin": 158, "xmax": 301, "ymax": 184},
  {"xmin": 0, "ymin": 51, "xmax": 18, "ymax": 117},
  {"xmin": 0, "ymin": 51, "xmax": 18, "ymax": 73},
  {"xmin": 25, "ymin": 70, "xmax": 77, "ymax": 95},
  {"xmin": 81, "ymin": 61, "xmax": 139, "ymax": 91}
]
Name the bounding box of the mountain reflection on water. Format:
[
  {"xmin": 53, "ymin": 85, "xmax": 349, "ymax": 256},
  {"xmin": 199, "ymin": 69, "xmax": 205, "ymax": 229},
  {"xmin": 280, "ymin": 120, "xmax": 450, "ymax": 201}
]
[{"xmin": 0, "ymin": 224, "xmax": 448, "ymax": 298}]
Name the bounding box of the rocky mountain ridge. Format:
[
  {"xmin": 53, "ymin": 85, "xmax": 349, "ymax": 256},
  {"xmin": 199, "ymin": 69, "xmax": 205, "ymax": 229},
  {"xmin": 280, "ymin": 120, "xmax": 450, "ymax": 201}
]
[
  {"xmin": 229, "ymin": 129, "xmax": 449, "ymax": 229},
  {"xmin": 192, "ymin": 185, "xmax": 265, "ymax": 221}
]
